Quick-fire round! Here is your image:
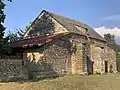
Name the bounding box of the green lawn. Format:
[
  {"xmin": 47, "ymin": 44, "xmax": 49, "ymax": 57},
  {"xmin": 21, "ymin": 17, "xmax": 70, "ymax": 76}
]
[{"xmin": 0, "ymin": 73, "xmax": 120, "ymax": 90}]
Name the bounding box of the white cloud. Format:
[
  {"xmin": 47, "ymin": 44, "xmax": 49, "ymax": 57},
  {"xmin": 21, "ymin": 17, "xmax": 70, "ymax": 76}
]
[
  {"xmin": 102, "ymin": 15, "xmax": 120, "ymax": 21},
  {"xmin": 94, "ymin": 26, "xmax": 120, "ymax": 44}
]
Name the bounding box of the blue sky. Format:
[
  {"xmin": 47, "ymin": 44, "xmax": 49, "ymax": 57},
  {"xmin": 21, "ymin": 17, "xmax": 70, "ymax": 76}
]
[{"xmin": 4, "ymin": 0, "xmax": 120, "ymax": 43}]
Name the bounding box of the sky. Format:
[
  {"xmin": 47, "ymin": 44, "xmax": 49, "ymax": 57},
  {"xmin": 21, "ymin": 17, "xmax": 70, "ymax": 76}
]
[{"xmin": 4, "ymin": 0, "xmax": 120, "ymax": 44}]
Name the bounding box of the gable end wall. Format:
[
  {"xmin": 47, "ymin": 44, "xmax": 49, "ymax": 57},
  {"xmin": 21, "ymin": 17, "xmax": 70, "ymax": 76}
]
[{"xmin": 24, "ymin": 12, "xmax": 68, "ymax": 39}]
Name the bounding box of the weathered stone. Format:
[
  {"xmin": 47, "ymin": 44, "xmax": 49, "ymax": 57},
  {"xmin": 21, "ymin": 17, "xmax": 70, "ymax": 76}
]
[
  {"xmin": 0, "ymin": 59, "xmax": 28, "ymax": 82},
  {"xmin": 106, "ymin": 47, "xmax": 117, "ymax": 73}
]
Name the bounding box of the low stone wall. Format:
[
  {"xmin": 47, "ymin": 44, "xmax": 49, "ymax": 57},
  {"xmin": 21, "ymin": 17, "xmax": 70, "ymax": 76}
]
[{"xmin": 0, "ymin": 59, "xmax": 28, "ymax": 82}]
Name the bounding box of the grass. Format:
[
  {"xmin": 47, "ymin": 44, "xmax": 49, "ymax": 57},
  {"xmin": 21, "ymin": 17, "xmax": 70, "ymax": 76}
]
[{"xmin": 0, "ymin": 73, "xmax": 120, "ymax": 90}]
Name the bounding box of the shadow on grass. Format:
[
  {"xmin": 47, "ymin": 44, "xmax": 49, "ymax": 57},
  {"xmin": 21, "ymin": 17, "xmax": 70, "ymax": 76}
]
[{"xmin": 1, "ymin": 74, "xmax": 66, "ymax": 84}]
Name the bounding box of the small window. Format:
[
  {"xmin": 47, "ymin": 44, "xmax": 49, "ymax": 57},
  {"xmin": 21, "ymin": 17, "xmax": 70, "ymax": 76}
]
[
  {"xmin": 82, "ymin": 43, "xmax": 86, "ymax": 46},
  {"xmin": 101, "ymin": 47, "xmax": 104, "ymax": 49},
  {"xmin": 85, "ymin": 28, "xmax": 88, "ymax": 32}
]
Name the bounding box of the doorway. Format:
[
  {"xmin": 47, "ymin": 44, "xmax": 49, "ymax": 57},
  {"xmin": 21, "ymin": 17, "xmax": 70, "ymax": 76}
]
[
  {"xmin": 105, "ymin": 61, "xmax": 108, "ymax": 73},
  {"xmin": 87, "ymin": 56, "xmax": 94, "ymax": 75}
]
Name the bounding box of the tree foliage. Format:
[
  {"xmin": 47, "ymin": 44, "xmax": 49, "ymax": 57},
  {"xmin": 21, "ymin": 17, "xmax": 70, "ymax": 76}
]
[
  {"xmin": 0, "ymin": 0, "xmax": 11, "ymax": 56},
  {"xmin": 8, "ymin": 29, "xmax": 24, "ymax": 43},
  {"xmin": 104, "ymin": 33, "xmax": 116, "ymax": 50}
]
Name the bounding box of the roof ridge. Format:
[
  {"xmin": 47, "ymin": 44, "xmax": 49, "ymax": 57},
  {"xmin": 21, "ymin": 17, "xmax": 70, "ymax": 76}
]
[{"xmin": 46, "ymin": 10, "xmax": 89, "ymax": 28}]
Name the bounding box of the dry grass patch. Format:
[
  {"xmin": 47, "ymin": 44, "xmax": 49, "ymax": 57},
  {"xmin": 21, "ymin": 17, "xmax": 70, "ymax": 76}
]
[{"xmin": 0, "ymin": 74, "xmax": 120, "ymax": 90}]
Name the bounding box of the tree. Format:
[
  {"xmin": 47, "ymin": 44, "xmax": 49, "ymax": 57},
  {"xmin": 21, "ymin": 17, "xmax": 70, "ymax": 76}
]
[
  {"xmin": 104, "ymin": 33, "xmax": 116, "ymax": 50},
  {"xmin": 0, "ymin": 0, "xmax": 12, "ymax": 39},
  {"xmin": 0, "ymin": 0, "xmax": 11, "ymax": 56},
  {"xmin": 8, "ymin": 29, "xmax": 24, "ymax": 43}
]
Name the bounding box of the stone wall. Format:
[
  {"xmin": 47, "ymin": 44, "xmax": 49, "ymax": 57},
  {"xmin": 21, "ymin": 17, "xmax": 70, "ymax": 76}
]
[
  {"xmin": 106, "ymin": 47, "xmax": 117, "ymax": 73},
  {"xmin": 0, "ymin": 59, "xmax": 28, "ymax": 82},
  {"xmin": 21, "ymin": 34, "xmax": 117, "ymax": 79},
  {"xmin": 71, "ymin": 42, "xmax": 83, "ymax": 74},
  {"xmin": 70, "ymin": 41, "xmax": 87, "ymax": 74},
  {"xmin": 23, "ymin": 37, "xmax": 72, "ymax": 79},
  {"xmin": 65, "ymin": 34, "xmax": 87, "ymax": 74},
  {"xmin": 89, "ymin": 39, "xmax": 106, "ymax": 74},
  {"xmin": 90, "ymin": 45, "xmax": 105, "ymax": 74},
  {"xmin": 89, "ymin": 39, "xmax": 117, "ymax": 74},
  {"xmin": 23, "ymin": 34, "xmax": 88, "ymax": 78}
]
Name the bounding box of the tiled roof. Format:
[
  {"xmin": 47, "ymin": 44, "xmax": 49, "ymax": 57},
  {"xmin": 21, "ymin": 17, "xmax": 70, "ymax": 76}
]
[
  {"xmin": 45, "ymin": 10, "xmax": 106, "ymax": 42},
  {"xmin": 10, "ymin": 32, "xmax": 69, "ymax": 48}
]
